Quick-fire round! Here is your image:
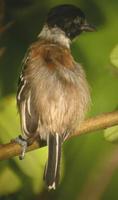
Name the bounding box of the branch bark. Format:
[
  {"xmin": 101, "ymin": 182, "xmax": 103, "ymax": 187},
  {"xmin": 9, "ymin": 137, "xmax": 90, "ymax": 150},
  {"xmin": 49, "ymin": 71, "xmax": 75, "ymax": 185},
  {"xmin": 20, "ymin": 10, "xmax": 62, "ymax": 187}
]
[{"xmin": 0, "ymin": 111, "xmax": 118, "ymax": 161}]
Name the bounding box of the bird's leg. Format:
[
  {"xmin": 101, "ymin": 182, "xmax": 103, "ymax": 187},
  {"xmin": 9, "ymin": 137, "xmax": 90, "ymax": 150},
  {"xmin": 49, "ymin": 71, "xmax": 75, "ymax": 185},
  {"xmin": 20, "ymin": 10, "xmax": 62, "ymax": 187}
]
[
  {"xmin": 13, "ymin": 132, "xmax": 40, "ymax": 160},
  {"xmin": 14, "ymin": 135, "xmax": 28, "ymax": 160}
]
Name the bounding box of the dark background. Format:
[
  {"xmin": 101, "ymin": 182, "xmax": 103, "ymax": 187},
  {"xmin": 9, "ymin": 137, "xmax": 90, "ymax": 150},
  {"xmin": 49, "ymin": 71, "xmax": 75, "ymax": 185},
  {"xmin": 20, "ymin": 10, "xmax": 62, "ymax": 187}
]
[{"xmin": 0, "ymin": 0, "xmax": 118, "ymax": 199}]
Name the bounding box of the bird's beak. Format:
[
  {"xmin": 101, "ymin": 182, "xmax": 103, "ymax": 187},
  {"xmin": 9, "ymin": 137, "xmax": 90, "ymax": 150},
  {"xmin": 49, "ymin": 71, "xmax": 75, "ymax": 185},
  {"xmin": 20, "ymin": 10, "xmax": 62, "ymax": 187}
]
[{"xmin": 80, "ymin": 22, "xmax": 96, "ymax": 32}]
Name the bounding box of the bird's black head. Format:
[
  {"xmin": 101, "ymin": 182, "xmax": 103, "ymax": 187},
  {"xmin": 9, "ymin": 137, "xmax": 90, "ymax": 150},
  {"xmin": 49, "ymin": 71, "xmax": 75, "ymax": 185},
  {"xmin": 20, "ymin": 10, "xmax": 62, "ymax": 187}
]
[{"xmin": 46, "ymin": 4, "xmax": 95, "ymax": 40}]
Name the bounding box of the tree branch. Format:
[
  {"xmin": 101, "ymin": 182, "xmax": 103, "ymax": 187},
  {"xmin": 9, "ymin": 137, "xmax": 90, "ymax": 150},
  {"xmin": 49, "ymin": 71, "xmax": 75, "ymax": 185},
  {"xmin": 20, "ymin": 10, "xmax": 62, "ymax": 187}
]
[{"xmin": 0, "ymin": 111, "xmax": 118, "ymax": 161}]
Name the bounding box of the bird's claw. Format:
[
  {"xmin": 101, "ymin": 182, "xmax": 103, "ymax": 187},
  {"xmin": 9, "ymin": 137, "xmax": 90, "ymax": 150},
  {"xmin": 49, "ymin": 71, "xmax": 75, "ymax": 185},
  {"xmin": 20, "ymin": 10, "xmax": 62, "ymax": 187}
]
[{"xmin": 14, "ymin": 135, "xmax": 28, "ymax": 160}]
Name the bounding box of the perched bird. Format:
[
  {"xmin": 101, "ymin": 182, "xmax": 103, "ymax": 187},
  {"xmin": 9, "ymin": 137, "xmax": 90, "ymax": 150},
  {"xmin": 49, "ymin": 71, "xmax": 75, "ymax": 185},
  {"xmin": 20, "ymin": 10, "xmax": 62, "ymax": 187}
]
[{"xmin": 16, "ymin": 4, "xmax": 95, "ymax": 190}]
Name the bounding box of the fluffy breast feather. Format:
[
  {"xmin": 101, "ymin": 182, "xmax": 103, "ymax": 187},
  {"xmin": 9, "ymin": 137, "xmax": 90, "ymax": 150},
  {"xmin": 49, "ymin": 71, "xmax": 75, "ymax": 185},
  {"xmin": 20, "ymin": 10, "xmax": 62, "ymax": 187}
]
[{"xmin": 19, "ymin": 41, "xmax": 90, "ymax": 139}]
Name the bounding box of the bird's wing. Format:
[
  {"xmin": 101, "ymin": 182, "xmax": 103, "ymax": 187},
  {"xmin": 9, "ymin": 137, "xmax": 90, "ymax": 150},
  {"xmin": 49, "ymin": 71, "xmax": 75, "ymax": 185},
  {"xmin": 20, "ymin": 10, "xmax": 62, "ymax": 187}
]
[{"xmin": 16, "ymin": 48, "xmax": 39, "ymax": 138}]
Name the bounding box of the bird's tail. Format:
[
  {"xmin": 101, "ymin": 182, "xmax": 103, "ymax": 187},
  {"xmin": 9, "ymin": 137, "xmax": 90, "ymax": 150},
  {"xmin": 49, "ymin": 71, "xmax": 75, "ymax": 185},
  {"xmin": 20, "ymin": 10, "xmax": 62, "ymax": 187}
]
[{"xmin": 44, "ymin": 133, "xmax": 62, "ymax": 190}]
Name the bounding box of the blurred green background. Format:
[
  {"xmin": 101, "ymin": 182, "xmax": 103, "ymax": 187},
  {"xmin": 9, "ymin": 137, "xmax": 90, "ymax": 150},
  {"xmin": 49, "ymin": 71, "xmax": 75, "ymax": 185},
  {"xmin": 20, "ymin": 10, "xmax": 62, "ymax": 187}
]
[{"xmin": 0, "ymin": 0, "xmax": 118, "ymax": 199}]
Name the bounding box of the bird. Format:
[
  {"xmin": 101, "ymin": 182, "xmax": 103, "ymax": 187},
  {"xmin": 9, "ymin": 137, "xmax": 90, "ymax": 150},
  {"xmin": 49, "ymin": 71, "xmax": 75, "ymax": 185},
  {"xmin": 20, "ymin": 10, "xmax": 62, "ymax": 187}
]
[{"xmin": 16, "ymin": 4, "xmax": 95, "ymax": 190}]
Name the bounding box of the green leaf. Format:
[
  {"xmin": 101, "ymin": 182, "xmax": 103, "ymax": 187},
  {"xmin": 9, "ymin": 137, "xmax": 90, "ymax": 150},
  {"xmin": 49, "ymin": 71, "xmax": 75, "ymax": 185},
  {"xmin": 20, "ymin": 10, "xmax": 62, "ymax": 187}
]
[
  {"xmin": 14, "ymin": 147, "xmax": 47, "ymax": 178},
  {"xmin": 14, "ymin": 147, "xmax": 47, "ymax": 193},
  {"xmin": 0, "ymin": 96, "xmax": 20, "ymax": 142},
  {"xmin": 110, "ymin": 45, "xmax": 118, "ymax": 68},
  {"xmin": 0, "ymin": 167, "xmax": 21, "ymax": 195},
  {"xmin": 104, "ymin": 125, "xmax": 118, "ymax": 142}
]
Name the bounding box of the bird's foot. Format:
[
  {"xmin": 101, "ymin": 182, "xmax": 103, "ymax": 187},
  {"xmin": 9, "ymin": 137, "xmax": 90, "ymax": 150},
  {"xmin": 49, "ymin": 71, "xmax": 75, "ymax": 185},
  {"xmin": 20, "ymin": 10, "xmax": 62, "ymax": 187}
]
[{"xmin": 14, "ymin": 135, "xmax": 28, "ymax": 160}]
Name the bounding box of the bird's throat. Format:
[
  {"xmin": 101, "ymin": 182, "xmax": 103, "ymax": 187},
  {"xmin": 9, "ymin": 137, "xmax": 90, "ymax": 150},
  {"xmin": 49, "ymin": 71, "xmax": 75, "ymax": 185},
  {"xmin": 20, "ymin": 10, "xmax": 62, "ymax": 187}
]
[{"xmin": 38, "ymin": 25, "xmax": 71, "ymax": 48}]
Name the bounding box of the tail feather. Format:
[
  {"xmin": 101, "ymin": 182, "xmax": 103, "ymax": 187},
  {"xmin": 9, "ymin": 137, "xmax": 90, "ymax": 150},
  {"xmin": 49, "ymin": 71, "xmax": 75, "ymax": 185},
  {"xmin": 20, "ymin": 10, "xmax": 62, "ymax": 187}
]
[{"xmin": 44, "ymin": 133, "xmax": 62, "ymax": 190}]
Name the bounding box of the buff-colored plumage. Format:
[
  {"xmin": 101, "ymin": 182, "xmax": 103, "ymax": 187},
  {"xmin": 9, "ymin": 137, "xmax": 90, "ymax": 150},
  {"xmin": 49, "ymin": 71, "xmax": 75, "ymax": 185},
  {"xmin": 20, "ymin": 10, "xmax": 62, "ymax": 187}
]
[{"xmin": 17, "ymin": 40, "xmax": 90, "ymax": 140}]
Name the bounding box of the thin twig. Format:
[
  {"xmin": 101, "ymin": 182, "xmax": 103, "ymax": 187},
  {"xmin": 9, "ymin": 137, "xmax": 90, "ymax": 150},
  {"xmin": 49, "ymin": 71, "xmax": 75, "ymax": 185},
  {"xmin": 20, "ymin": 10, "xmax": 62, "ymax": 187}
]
[{"xmin": 0, "ymin": 111, "xmax": 118, "ymax": 161}]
